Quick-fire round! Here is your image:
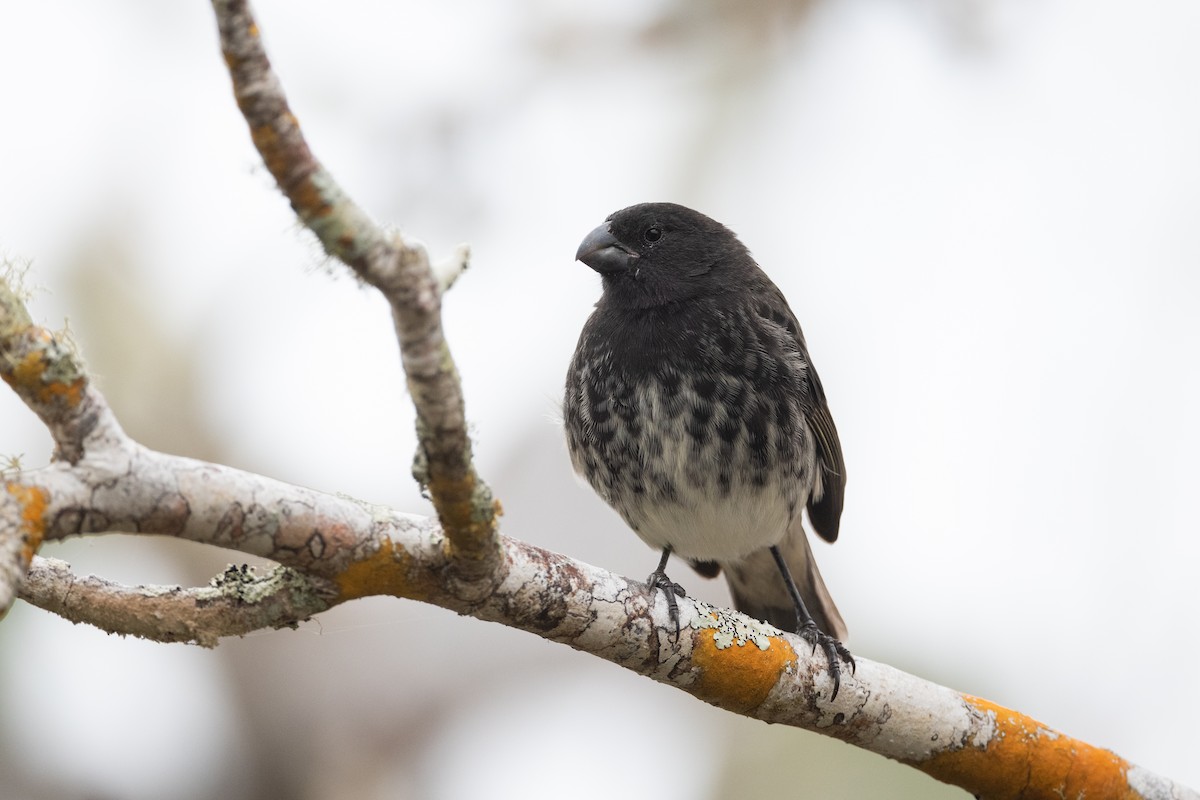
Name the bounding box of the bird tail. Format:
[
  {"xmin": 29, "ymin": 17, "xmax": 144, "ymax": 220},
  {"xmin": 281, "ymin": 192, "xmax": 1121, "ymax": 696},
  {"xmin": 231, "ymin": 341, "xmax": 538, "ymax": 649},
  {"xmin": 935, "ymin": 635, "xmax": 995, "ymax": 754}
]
[{"xmin": 721, "ymin": 520, "xmax": 848, "ymax": 642}]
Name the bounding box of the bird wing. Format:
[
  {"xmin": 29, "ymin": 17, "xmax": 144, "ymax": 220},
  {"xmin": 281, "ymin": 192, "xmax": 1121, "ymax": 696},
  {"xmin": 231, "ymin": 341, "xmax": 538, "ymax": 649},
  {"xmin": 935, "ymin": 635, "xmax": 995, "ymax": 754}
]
[
  {"xmin": 757, "ymin": 286, "xmax": 846, "ymax": 544},
  {"xmin": 803, "ymin": 359, "xmax": 846, "ymax": 543}
]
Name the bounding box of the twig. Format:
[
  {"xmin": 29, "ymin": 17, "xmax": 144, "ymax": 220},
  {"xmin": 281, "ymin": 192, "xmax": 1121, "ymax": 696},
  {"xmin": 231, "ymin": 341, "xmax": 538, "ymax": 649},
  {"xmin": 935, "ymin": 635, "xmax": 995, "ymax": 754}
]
[
  {"xmin": 0, "ymin": 280, "xmax": 124, "ymax": 464},
  {"xmin": 21, "ymin": 556, "xmax": 331, "ymax": 647},
  {"xmin": 211, "ymin": 0, "xmax": 499, "ymax": 580}
]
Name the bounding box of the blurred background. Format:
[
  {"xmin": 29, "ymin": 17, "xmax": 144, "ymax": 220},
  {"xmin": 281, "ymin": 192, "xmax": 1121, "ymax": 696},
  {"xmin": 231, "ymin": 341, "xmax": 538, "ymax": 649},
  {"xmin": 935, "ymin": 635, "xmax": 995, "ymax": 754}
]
[{"xmin": 1, "ymin": 0, "xmax": 1198, "ymax": 798}]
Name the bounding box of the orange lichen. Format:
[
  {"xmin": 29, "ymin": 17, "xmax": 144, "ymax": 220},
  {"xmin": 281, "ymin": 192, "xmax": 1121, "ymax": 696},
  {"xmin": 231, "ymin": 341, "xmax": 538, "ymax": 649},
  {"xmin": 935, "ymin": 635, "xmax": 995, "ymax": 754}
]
[
  {"xmin": 335, "ymin": 538, "xmax": 433, "ymax": 601},
  {"xmin": 249, "ymin": 123, "xmax": 290, "ymax": 184},
  {"xmin": 690, "ymin": 618, "xmax": 795, "ymax": 714},
  {"xmin": 430, "ymin": 470, "xmax": 500, "ymax": 570},
  {"xmin": 2, "ymin": 332, "xmax": 84, "ymax": 408},
  {"xmin": 918, "ymin": 695, "xmax": 1137, "ymax": 800},
  {"xmin": 5, "ymin": 483, "xmax": 48, "ymax": 565},
  {"xmin": 290, "ymin": 174, "xmax": 334, "ymax": 222}
]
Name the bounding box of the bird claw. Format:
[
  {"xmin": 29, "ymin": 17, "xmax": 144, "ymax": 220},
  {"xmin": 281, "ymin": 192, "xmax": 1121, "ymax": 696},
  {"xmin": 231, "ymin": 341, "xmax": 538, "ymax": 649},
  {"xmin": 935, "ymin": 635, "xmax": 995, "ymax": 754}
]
[
  {"xmin": 645, "ymin": 569, "xmax": 686, "ymax": 637},
  {"xmin": 797, "ymin": 622, "xmax": 855, "ymax": 701}
]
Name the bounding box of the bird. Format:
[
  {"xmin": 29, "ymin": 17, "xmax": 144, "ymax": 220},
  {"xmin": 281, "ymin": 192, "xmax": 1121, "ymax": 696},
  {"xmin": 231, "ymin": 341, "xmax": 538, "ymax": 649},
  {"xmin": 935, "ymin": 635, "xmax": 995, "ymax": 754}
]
[{"xmin": 563, "ymin": 202, "xmax": 854, "ymax": 698}]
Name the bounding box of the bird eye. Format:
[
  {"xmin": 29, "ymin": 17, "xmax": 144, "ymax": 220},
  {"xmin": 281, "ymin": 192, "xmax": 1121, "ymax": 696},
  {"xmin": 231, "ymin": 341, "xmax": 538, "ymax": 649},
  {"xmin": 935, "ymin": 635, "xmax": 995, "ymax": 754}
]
[{"xmin": 643, "ymin": 226, "xmax": 662, "ymax": 243}]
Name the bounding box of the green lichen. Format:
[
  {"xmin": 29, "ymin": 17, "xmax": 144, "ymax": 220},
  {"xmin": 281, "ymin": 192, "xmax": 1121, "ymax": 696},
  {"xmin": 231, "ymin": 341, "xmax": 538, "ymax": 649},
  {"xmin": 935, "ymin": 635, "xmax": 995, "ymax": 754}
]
[
  {"xmin": 691, "ymin": 600, "xmax": 780, "ymax": 651},
  {"xmin": 208, "ymin": 563, "xmax": 332, "ymax": 631}
]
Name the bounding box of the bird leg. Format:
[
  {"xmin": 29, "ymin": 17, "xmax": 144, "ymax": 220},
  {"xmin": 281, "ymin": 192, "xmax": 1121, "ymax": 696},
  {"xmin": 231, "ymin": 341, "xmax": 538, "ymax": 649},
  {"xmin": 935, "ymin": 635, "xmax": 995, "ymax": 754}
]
[
  {"xmin": 769, "ymin": 545, "xmax": 855, "ymax": 700},
  {"xmin": 646, "ymin": 547, "xmax": 687, "ymax": 636}
]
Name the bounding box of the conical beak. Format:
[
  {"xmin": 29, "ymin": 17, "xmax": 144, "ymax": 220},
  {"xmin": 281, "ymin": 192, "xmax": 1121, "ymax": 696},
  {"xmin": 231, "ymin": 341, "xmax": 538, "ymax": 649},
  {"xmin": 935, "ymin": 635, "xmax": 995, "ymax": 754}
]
[{"xmin": 575, "ymin": 223, "xmax": 638, "ymax": 274}]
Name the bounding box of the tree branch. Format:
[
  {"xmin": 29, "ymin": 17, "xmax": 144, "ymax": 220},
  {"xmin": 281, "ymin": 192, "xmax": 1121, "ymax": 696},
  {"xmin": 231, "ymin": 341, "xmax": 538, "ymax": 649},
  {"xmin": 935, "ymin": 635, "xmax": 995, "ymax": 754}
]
[
  {"xmin": 1, "ymin": 274, "xmax": 125, "ymax": 614},
  {"xmin": 5, "ymin": 422, "xmax": 1192, "ymax": 798},
  {"xmin": 20, "ymin": 556, "xmax": 330, "ymax": 647},
  {"xmin": 212, "ymin": 0, "xmax": 498, "ymax": 581},
  {"xmin": 0, "ymin": 277, "xmax": 124, "ymax": 464}
]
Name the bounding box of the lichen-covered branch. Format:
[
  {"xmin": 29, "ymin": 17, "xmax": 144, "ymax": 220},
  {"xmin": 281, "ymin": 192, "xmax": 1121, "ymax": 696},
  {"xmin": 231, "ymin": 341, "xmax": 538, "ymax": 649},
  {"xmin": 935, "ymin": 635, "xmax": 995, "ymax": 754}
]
[
  {"xmin": 0, "ymin": 482, "xmax": 44, "ymax": 616},
  {"xmin": 0, "ymin": 279, "xmax": 124, "ymax": 464},
  {"xmin": 20, "ymin": 556, "xmax": 331, "ymax": 647},
  {"xmin": 0, "ymin": 277, "xmax": 129, "ymax": 614},
  {"xmin": 6, "ymin": 441, "xmax": 1193, "ymax": 799},
  {"xmin": 211, "ymin": 0, "xmax": 498, "ymax": 580}
]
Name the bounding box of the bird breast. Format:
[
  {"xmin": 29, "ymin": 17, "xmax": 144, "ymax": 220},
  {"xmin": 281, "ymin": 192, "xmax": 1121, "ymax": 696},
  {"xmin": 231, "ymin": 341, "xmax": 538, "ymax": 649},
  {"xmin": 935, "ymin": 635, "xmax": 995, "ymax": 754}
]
[{"xmin": 567, "ymin": 354, "xmax": 819, "ymax": 561}]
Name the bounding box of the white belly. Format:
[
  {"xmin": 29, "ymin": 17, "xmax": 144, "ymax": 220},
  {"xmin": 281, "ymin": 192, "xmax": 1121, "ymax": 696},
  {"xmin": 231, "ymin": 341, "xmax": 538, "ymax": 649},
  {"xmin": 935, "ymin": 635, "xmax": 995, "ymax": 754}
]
[{"xmin": 629, "ymin": 481, "xmax": 794, "ymax": 561}]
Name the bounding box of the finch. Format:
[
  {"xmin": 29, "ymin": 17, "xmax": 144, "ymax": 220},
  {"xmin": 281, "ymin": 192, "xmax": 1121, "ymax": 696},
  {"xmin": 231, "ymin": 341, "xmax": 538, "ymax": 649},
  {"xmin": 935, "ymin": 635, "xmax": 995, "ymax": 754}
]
[{"xmin": 563, "ymin": 202, "xmax": 853, "ymax": 697}]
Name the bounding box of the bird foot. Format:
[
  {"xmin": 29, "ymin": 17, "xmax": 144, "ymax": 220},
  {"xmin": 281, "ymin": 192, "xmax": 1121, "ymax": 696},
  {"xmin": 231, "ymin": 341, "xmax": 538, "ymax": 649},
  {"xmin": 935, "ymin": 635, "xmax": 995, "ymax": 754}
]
[
  {"xmin": 797, "ymin": 622, "xmax": 855, "ymax": 701},
  {"xmin": 645, "ymin": 568, "xmax": 686, "ymax": 636}
]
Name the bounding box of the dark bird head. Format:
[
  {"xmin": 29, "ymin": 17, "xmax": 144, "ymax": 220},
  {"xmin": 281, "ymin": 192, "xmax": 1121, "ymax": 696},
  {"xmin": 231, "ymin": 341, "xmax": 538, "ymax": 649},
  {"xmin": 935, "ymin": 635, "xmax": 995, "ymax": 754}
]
[{"xmin": 575, "ymin": 202, "xmax": 756, "ymax": 308}]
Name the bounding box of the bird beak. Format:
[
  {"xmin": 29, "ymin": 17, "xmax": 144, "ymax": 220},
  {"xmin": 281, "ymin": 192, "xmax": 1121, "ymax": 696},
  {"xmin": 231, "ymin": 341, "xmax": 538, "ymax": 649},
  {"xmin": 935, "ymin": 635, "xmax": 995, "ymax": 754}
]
[{"xmin": 575, "ymin": 223, "xmax": 638, "ymax": 274}]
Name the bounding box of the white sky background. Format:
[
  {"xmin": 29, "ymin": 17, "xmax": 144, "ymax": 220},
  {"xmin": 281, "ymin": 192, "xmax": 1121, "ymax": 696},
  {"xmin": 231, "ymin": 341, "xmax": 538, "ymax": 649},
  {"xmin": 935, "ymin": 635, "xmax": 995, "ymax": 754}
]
[{"xmin": 1, "ymin": 1, "xmax": 1198, "ymax": 798}]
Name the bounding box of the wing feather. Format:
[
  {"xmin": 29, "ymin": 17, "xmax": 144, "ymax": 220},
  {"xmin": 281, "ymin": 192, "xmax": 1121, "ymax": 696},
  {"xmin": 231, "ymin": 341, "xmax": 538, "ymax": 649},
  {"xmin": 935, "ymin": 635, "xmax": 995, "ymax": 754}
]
[{"xmin": 756, "ymin": 285, "xmax": 846, "ymax": 543}]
